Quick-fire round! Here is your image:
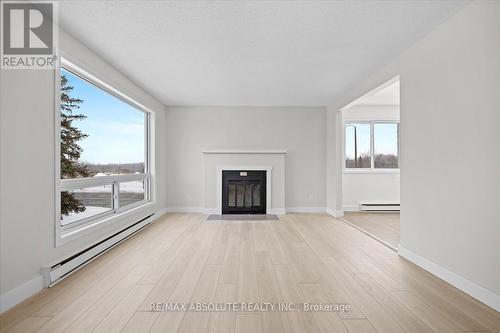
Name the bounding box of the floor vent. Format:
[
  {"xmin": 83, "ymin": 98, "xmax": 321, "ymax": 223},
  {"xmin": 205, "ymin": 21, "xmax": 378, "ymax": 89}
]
[
  {"xmin": 42, "ymin": 214, "xmax": 154, "ymax": 287},
  {"xmin": 360, "ymin": 202, "xmax": 400, "ymax": 212}
]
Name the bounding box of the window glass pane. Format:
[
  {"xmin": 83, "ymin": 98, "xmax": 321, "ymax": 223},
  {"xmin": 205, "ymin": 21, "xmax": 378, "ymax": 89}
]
[
  {"xmin": 61, "ymin": 185, "xmax": 113, "ymax": 226},
  {"xmin": 60, "ymin": 66, "xmax": 149, "ymax": 223},
  {"xmin": 60, "ymin": 68, "xmax": 145, "ymax": 178},
  {"xmin": 345, "ymin": 123, "xmax": 371, "ymax": 168},
  {"xmin": 120, "ymin": 180, "xmax": 145, "ymax": 208},
  {"xmin": 374, "ymin": 123, "xmax": 399, "ymax": 168}
]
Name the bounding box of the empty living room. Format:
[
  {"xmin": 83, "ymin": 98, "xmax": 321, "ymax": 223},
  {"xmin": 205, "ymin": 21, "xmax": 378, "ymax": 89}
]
[{"xmin": 1, "ymin": 1, "xmax": 499, "ymax": 332}]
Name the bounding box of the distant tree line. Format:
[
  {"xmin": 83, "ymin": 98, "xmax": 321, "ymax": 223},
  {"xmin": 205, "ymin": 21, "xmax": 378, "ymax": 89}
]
[
  {"xmin": 346, "ymin": 153, "xmax": 398, "ymax": 168},
  {"xmin": 374, "ymin": 154, "xmax": 398, "ymax": 168},
  {"xmin": 81, "ymin": 162, "xmax": 145, "ymax": 176}
]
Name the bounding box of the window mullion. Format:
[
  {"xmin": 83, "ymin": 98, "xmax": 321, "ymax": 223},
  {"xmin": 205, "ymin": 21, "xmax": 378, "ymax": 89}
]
[
  {"xmin": 370, "ymin": 122, "xmax": 375, "ymax": 169},
  {"xmin": 113, "ymin": 181, "xmax": 120, "ymax": 212},
  {"xmin": 397, "ymin": 123, "xmax": 400, "ymax": 168}
]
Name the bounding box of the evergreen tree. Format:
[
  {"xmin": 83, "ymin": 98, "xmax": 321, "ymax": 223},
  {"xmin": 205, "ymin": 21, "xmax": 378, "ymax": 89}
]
[{"xmin": 60, "ymin": 74, "xmax": 89, "ymax": 216}]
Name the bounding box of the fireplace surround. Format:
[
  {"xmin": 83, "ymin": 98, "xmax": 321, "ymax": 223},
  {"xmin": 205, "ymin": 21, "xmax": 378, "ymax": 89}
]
[{"xmin": 203, "ymin": 151, "xmax": 285, "ymax": 214}]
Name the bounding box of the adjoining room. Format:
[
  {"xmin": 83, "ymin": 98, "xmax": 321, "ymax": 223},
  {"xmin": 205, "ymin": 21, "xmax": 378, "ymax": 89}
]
[{"xmin": 341, "ymin": 79, "xmax": 401, "ymax": 249}]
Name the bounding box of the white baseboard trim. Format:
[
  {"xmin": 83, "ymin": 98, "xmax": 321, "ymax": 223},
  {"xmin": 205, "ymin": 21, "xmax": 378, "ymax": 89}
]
[
  {"xmin": 398, "ymin": 246, "xmax": 500, "ymax": 312},
  {"xmin": 0, "ymin": 275, "xmax": 44, "ymax": 314},
  {"xmin": 203, "ymin": 208, "xmax": 219, "ymax": 215},
  {"xmin": 326, "ymin": 208, "xmax": 344, "ymax": 218},
  {"xmin": 269, "ymin": 208, "xmax": 286, "ymax": 215},
  {"xmin": 286, "ymin": 207, "xmax": 326, "ymax": 213},
  {"xmin": 155, "ymin": 207, "xmax": 169, "ymax": 218},
  {"xmin": 343, "ymin": 204, "xmax": 360, "ymax": 212},
  {"xmin": 166, "ymin": 207, "xmax": 206, "ymax": 213}
]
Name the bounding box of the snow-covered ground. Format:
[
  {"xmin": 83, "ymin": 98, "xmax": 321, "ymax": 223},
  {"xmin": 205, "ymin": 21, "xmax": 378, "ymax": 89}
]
[
  {"xmin": 120, "ymin": 180, "xmax": 144, "ymax": 193},
  {"xmin": 61, "ymin": 178, "xmax": 144, "ymax": 226},
  {"xmin": 61, "ymin": 206, "xmax": 109, "ymax": 226}
]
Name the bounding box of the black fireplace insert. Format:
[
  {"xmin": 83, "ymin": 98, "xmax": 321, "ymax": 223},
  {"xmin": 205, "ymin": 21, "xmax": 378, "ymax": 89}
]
[{"xmin": 222, "ymin": 170, "xmax": 266, "ymax": 214}]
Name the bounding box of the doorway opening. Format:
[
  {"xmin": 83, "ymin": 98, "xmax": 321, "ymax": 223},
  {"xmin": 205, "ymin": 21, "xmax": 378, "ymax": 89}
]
[{"xmin": 339, "ymin": 78, "xmax": 400, "ymax": 250}]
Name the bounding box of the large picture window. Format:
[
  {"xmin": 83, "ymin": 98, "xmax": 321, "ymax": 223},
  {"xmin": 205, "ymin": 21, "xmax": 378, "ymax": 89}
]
[
  {"xmin": 58, "ymin": 61, "xmax": 151, "ymax": 234},
  {"xmin": 345, "ymin": 121, "xmax": 399, "ymax": 170}
]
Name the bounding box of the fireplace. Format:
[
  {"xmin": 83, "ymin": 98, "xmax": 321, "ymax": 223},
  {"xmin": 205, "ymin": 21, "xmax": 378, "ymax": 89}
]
[{"xmin": 222, "ymin": 170, "xmax": 266, "ymax": 214}]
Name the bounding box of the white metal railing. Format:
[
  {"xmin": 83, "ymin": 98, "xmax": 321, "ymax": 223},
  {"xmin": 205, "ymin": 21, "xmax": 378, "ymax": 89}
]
[
  {"xmin": 60, "ymin": 173, "xmax": 148, "ymax": 190},
  {"xmin": 60, "ymin": 173, "xmax": 150, "ymax": 230}
]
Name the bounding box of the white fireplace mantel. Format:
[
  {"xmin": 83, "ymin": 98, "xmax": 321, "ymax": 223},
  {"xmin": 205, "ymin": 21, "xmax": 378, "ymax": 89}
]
[{"xmin": 203, "ymin": 151, "xmax": 286, "ymax": 215}]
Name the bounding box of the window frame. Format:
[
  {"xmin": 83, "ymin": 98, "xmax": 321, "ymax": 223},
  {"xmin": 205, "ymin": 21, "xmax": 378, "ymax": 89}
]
[
  {"xmin": 343, "ymin": 120, "xmax": 400, "ymax": 174},
  {"xmin": 55, "ymin": 58, "xmax": 154, "ymax": 246}
]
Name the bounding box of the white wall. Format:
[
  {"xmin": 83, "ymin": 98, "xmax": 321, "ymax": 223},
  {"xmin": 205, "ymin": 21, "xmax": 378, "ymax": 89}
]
[
  {"xmin": 329, "ymin": 1, "xmax": 500, "ymax": 308},
  {"xmin": 342, "ymin": 106, "xmax": 400, "ymax": 210},
  {"xmin": 0, "ymin": 30, "xmax": 167, "ymax": 311},
  {"xmin": 343, "ymin": 173, "xmax": 400, "ymax": 210},
  {"xmin": 165, "ymin": 106, "xmax": 326, "ymax": 211},
  {"xmin": 326, "ymin": 107, "xmax": 343, "ymax": 216},
  {"xmin": 343, "ymin": 105, "xmax": 399, "ymax": 121}
]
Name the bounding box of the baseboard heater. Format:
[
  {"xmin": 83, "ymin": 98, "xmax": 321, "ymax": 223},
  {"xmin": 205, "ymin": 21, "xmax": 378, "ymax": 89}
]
[
  {"xmin": 360, "ymin": 202, "xmax": 400, "ymax": 212},
  {"xmin": 42, "ymin": 214, "xmax": 154, "ymax": 287}
]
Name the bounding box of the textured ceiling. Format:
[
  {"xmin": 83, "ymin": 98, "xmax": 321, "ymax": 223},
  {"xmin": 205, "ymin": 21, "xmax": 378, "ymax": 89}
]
[{"xmin": 59, "ymin": 1, "xmax": 464, "ymax": 106}]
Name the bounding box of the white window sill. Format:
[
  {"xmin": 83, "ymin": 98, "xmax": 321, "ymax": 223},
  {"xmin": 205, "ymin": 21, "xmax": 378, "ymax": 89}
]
[
  {"xmin": 56, "ymin": 201, "xmax": 156, "ymax": 247},
  {"xmin": 344, "ymin": 169, "xmax": 400, "ymax": 174}
]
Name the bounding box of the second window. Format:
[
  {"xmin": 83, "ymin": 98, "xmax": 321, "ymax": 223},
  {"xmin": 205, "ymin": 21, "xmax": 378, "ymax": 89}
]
[{"xmin": 345, "ymin": 121, "xmax": 399, "ymax": 170}]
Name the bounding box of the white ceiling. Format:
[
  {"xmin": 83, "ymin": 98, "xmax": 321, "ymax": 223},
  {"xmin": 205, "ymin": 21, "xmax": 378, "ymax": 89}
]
[
  {"xmin": 59, "ymin": 1, "xmax": 464, "ymax": 106},
  {"xmin": 354, "ymin": 81, "xmax": 400, "ymax": 106}
]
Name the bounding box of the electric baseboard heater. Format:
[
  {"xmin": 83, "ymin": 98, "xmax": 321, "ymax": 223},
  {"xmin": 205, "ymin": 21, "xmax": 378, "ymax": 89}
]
[
  {"xmin": 360, "ymin": 202, "xmax": 400, "ymax": 212},
  {"xmin": 42, "ymin": 214, "xmax": 155, "ymax": 287}
]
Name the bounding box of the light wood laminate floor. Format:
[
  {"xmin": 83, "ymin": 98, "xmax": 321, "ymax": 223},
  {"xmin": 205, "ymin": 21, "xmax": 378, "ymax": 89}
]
[
  {"xmin": 343, "ymin": 212, "xmax": 400, "ymax": 249},
  {"xmin": 1, "ymin": 213, "xmax": 498, "ymax": 333}
]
